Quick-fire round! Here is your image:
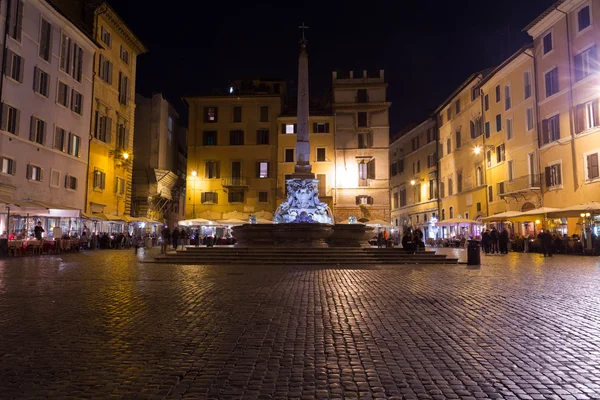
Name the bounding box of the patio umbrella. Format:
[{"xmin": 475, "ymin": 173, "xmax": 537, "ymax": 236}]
[
  {"xmin": 215, "ymin": 218, "xmax": 246, "ymax": 226},
  {"xmin": 178, "ymin": 218, "xmax": 215, "ymax": 227},
  {"xmin": 547, "ymin": 202, "xmax": 600, "ymax": 218},
  {"xmin": 364, "ymin": 219, "xmax": 393, "ymax": 228},
  {"xmin": 481, "ymin": 211, "xmax": 524, "ymax": 222}
]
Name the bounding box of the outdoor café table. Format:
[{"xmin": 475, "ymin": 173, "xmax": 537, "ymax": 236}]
[
  {"xmin": 8, "ymin": 240, "xmax": 24, "ymax": 256},
  {"xmin": 43, "ymin": 240, "xmax": 56, "ymax": 253}
]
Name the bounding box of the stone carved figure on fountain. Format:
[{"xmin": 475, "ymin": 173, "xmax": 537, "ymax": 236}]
[{"xmin": 274, "ymin": 178, "xmax": 333, "ymax": 224}]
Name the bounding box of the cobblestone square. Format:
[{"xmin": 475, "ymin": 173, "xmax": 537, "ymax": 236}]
[{"xmin": 1, "ymin": 250, "xmax": 600, "ymax": 399}]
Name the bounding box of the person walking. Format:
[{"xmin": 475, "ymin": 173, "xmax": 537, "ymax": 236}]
[
  {"xmin": 490, "ymin": 228, "xmax": 499, "ymax": 254},
  {"xmin": 481, "ymin": 229, "xmax": 491, "ymax": 255},
  {"xmin": 383, "ymin": 229, "xmax": 389, "ymax": 248},
  {"xmin": 161, "ymin": 225, "xmax": 171, "ymax": 253},
  {"xmin": 500, "ymin": 228, "xmax": 509, "ymax": 254},
  {"xmin": 377, "ymin": 230, "xmax": 384, "ymax": 248},
  {"xmin": 171, "ymin": 227, "xmax": 180, "ymax": 250}
]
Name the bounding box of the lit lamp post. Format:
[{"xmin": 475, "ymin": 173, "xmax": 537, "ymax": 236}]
[
  {"xmin": 581, "ymin": 212, "xmax": 592, "ymax": 252},
  {"xmin": 191, "ymin": 170, "xmax": 197, "ymax": 219}
]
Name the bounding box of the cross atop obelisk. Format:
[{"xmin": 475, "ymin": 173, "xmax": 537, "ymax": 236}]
[{"xmin": 294, "ymin": 22, "xmax": 313, "ymax": 178}]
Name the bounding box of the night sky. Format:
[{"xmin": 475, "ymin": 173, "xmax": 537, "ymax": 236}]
[{"xmin": 109, "ymin": 0, "xmax": 555, "ymax": 134}]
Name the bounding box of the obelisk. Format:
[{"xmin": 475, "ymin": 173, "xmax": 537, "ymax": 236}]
[{"xmin": 294, "ymin": 23, "xmax": 313, "ymax": 178}]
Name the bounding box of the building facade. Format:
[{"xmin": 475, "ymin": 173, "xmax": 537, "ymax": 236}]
[
  {"xmin": 184, "ymin": 89, "xmax": 282, "ymax": 219},
  {"xmin": 0, "ymin": 0, "xmax": 96, "ymax": 211},
  {"xmin": 276, "ymin": 113, "xmax": 335, "ymax": 210},
  {"xmin": 389, "ymin": 119, "xmax": 438, "ymax": 238},
  {"xmin": 332, "ymin": 70, "xmax": 391, "ymax": 222},
  {"xmin": 526, "ymin": 0, "xmax": 600, "ymax": 233},
  {"xmin": 86, "ymin": 3, "xmax": 146, "ymax": 217},
  {"xmin": 436, "ymin": 72, "xmax": 489, "ymax": 237},
  {"xmin": 478, "ymin": 45, "xmax": 541, "ymax": 233},
  {"xmin": 132, "ymin": 93, "xmax": 186, "ymax": 227}
]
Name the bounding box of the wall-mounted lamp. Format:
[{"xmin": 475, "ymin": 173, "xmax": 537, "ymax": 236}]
[
  {"xmin": 410, "ymin": 178, "xmax": 424, "ymax": 186},
  {"xmin": 473, "ymin": 145, "xmax": 494, "ymax": 155}
]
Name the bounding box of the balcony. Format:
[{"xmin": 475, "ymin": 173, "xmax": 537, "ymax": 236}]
[
  {"xmin": 221, "ymin": 177, "xmax": 249, "ymax": 188},
  {"xmin": 498, "ymin": 174, "xmax": 541, "ymax": 198}
]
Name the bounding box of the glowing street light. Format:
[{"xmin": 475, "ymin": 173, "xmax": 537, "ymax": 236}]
[
  {"xmin": 410, "ymin": 179, "xmax": 416, "ymax": 185},
  {"xmin": 122, "ymin": 152, "xmax": 129, "ymax": 160},
  {"xmin": 191, "ymin": 170, "xmax": 197, "ymax": 177},
  {"xmin": 473, "ymin": 146, "xmax": 481, "ymax": 155}
]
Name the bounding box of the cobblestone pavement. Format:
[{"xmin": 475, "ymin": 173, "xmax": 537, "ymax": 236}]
[{"xmin": 1, "ymin": 249, "xmax": 600, "ymax": 399}]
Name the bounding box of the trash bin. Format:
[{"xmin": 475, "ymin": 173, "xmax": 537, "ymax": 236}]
[
  {"xmin": 467, "ymin": 239, "xmax": 481, "ymax": 265},
  {"xmin": 206, "ymin": 236, "xmax": 214, "ymax": 248},
  {"xmin": 145, "ymin": 237, "xmax": 153, "ymax": 249}
]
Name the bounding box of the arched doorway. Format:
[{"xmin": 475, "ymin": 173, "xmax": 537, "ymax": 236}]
[{"xmin": 521, "ymin": 202, "xmax": 535, "ymax": 212}]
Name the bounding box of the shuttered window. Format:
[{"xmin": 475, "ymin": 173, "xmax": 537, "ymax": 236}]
[{"xmin": 586, "ymin": 153, "xmax": 599, "ymax": 180}]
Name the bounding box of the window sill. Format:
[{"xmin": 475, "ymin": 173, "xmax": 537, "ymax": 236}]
[
  {"xmin": 546, "ymin": 185, "xmax": 563, "ymax": 191},
  {"xmin": 5, "ymin": 76, "xmax": 22, "ymax": 85},
  {"xmin": 576, "ymin": 126, "xmax": 600, "ymax": 138},
  {"xmin": 228, "ymin": 202, "xmax": 244, "ymax": 204},
  {"xmin": 34, "ymin": 91, "xmax": 49, "ymax": 100},
  {"xmin": 584, "ymin": 178, "xmax": 600, "ymax": 184},
  {"xmin": 93, "ymin": 188, "xmax": 104, "ymax": 192},
  {"xmin": 66, "ymin": 188, "xmax": 76, "ymax": 192},
  {"xmin": 28, "ymin": 179, "xmax": 42, "ymax": 184}
]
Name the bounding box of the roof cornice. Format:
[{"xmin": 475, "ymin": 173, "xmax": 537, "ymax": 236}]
[
  {"xmin": 525, "ymin": 0, "xmax": 586, "ymax": 38},
  {"xmin": 96, "ymin": 3, "xmax": 147, "ymax": 55}
]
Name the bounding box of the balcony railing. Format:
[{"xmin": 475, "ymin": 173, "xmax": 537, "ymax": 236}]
[
  {"xmin": 498, "ymin": 174, "xmax": 541, "ymax": 196},
  {"xmin": 221, "ymin": 177, "xmax": 249, "ymax": 188}
]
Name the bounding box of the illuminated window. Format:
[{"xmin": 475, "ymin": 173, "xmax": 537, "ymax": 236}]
[
  {"xmin": 257, "ymin": 161, "xmax": 269, "ymax": 178},
  {"xmin": 204, "ymin": 107, "xmax": 218, "ymax": 123}
]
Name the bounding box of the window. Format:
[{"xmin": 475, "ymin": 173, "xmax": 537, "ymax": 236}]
[
  {"xmin": 39, "ymin": 18, "xmax": 52, "ymax": 61},
  {"xmin": 357, "ymin": 89, "xmax": 368, "ymax": 103},
  {"xmin": 470, "ymin": 120, "xmax": 476, "ymax": 139},
  {"xmin": 390, "ymin": 162, "xmax": 398, "ymax": 176},
  {"xmin": 411, "ymin": 136, "xmax": 419, "ymax": 151},
  {"xmin": 586, "ymin": 153, "xmax": 599, "ymax": 180},
  {"xmin": 60, "ymin": 33, "xmax": 72, "ymax": 74},
  {"xmin": 99, "ymin": 56, "xmax": 113, "ymax": 84},
  {"xmin": 116, "ymin": 123, "xmax": 128, "ymax": 150},
  {"xmin": 0, "ymin": 157, "xmax": 16, "ymax": 175},
  {"xmin": 71, "ymin": 90, "xmax": 83, "ymax": 115},
  {"xmin": 542, "ymin": 115, "xmax": 560, "ymax": 144},
  {"xmin": 285, "ymin": 148, "xmax": 294, "ymax": 163},
  {"xmin": 393, "ymin": 192, "xmax": 399, "ymax": 209},
  {"xmin": 27, "ymin": 165, "xmax": 43, "ymax": 182},
  {"xmin": 495, "ymin": 85, "xmax": 500, "ymax": 102},
  {"xmin": 1, "ymin": 103, "xmax": 20, "ymax": 134},
  {"xmin": 358, "ymin": 132, "xmax": 373, "ymax": 148},
  {"xmin": 578, "ymin": 5, "xmax": 591, "ymax": 32},
  {"xmin": 576, "ymin": 100, "xmax": 599, "ymax": 133},
  {"xmin": 115, "ymin": 177, "xmax": 125, "ymax": 195},
  {"xmin": 33, "ymin": 67, "xmax": 50, "ymax": 97},
  {"xmin": 258, "ymin": 192, "xmax": 268, "ymax": 203},
  {"xmin": 257, "ymin": 161, "xmax": 269, "ymax": 178},
  {"xmin": 233, "ymin": 106, "xmax": 242, "ymax": 123},
  {"xmin": 447, "ymin": 108, "xmax": 452, "ymax": 121},
  {"xmin": 203, "ymin": 131, "xmax": 217, "ymax": 146},
  {"xmin": 446, "ymin": 138, "xmax": 451, "ymax": 155},
  {"xmin": 358, "ymin": 160, "xmax": 368, "ymax": 186},
  {"xmin": 29, "ymin": 116, "xmax": 45, "ymax": 145},
  {"xmin": 484, "ymin": 94, "xmax": 489, "ymax": 111},
  {"xmin": 496, "ymin": 114, "xmax": 502, "ymax": 131},
  {"xmin": 449, "ymin": 207, "xmax": 454, "ymax": 219},
  {"xmin": 504, "ymin": 85, "xmax": 511, "ymax": 110},
  {"xmin": 440, "ymin": 181, "xmax": 445, "ymax": 198},
  {"xmin": 313, "ymin": 122, "xmax": 330, "ymax": 133},
  {"xmin": 72, "ymin": 43, "xmax": 83, "ymax": 82},
  {"xmin": 100, "ymin": 26, "xmax": 112, "ymax": 47},
  {"xmin": 545, "ymin": 68, "xmax": 559, "ymax": 97},
  {"xmin": 508, "ymin": 160, "xmax": 515, "ymax": 181},
  {"xmin": 398, "ymin": 159, "xmax": 404, "ymax": 173},
  {"xmin": 256, "ymin": 129, "xmax": 269, "ymax": 144},
  {"xmin": 485, "ymin": 121, "xmax": 490, "ymax": 138},
  {"xmin": 201, "ymin": 192, "xmax": 218, "ymax": 204},
  {"xmin": 455, "ymin": 131, "xmax": 461, "ymax": 149},
  {"xmin": 5, "ymin": 49, "xmax": 23, "ymax": 82},
  {"xmin": 205, "ymin": 161, "xmax": 220, "ymax": 178},
  {"xmin": 316, "ymin": 148, "xmax": 326, "ymax": 162},
  {"xmin": 229, "ymin": 130, "xmax": 244, "ymax": 145},
  {"xmin": 414, "ymin": 184, "xmax": 421, "ymax": 203},
  {"xmin": 167, "ymin": 117, "xmax": 173, "ymax": 144},
  {"xmin": 448, "ymin": 178, "xmax": 453, "ymax": 196},
  {"xmin": 118, "ymin": 72, "xmax": 129, "ymax": 105},
  {"xmin": 543, "ymin": 32, "xmax": 553, "ymax": 54},
  {"xmin": 526, "ymin": 107, "xmax": 534, "ymax": 131},
  {"xmin": 477, "ymin": 202, "xmax": 481, "ymax": 212},
  {"xmin": 524, "ymin": 71, "xmax": 532, "ymax": 99},
  {"xmin": 283, "ymin": 123, "xmax": 297, "ymax": 134},
  {"xmin": 228, "ymin": 191, "xmax": 244, "ymax": 203},
  {"xmin": 457, "ymin": 172, "xmax": 463, "ymax": 193},
  {"xmin": 8, "ymin": 0, "xmax": 23, "ymax": 40},
  {"xmin": 54, "ymin": 127, "xmax": 66, "ymax": 152},
  {"xmin": 429, "ymin": 179, "xmax": 435, "ymax": 200},
  {"xmin": 486, "ymin": 149, "xmax": 492, "ymax": 167},
  {"xmin": 506, "ymin": 118, "xmax": 513, "ymax": 140},
  {"xmin": 204, "ymin": 107, "xmax": 218, "ymax": 122},
  {"xmin": 356, "ymin": 195, "xmax": 373, "ymax": 205},
  {"xmin": 455, "ymin": 99, "xmax": 460, "ymax": 114},
  {"xmin": 426, "ymin": 127, "xmax": 436, "ymax": 143},
  {"xmin": 488, "ymin": 186, "xmax": 493, "ymax": 202},
  {"xmin": 399, "ymin": 188, "xmax": 406, "ymax": 206},
  {"xmin": 93, "ymin": 169, "xmax": 105, "ymax": 189},
  {"xmin": 412, "ymin": 160, "xmax": 420, "ymax": 174},
  {"xmin": 575, "ymin": 46, "xmax": 597, "ymax": 81},
  {"xmin": 57, "ymin": 82, "xmax": 70, "ymax": 107},
  {"xmin": 357, "ymin": 112, "xmax": 367, "ymax": 127},
  {"xmin": 94, "ymin": 112, "xmax": 112, "ymax": 143},
  {"xmin": 65, "ymin": 175, "xmax": 77, "ymax": 190},
  {"xmin": 120, "ymin": 45, "xmax": 130, "ymax": 64},
  {"xmin": 427, "ymin": 153, "xmax": 436, "ymax": 168},
  {"xmin": 471, "ymin": 87, "xmax": 480, "ymax": 102},
  {"xmin": 259, "ymin": 105, "xmax": 269, "ymax": 122},
  {"xmin": 68, "ymin": 133, "xmax": 81, "ymax": 157},
  {"xmin": 441, "ymin": 209, "xmax": 445, "ymax": 220},
  {"xmin": 476, "ymin": 166, "xmax": 483, "ymax": 186},
  {"xmin": 545, "ymin": 163, "xmax": 562, "ymax": 187},
  {"xmin": 496, "ymin": 144, "xmax": 506, "ymax": 163}
]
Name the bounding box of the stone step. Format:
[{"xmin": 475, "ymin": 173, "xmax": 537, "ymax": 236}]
[{"xmin": 150, "ymin": 258, "xmax": 458, "ymax": 265}]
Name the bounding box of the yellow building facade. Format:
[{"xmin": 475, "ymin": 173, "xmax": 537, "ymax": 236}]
[
  {"xmin": 389, "ymin": 119, "xmax": 439, "ymax": 238},
  {"xmin": 276, "ymin": 114, "xmax": 335, "ymax": 210},
  {"xmin": 436, "ymin": 72, "xmax": 489, "ymax": 237},
  {"xmin": 479, "ymin": 46, "xmax": 541, "ymax": 234},
  {"xmin": 86, "ymin": 4, "xmax": 146, "ymax": 217},
  {"xmin": 184, "ymin": 94, "xmax": 282, "ymax": 219}
]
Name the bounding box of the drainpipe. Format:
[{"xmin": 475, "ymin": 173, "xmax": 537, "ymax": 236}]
[
  {"xmin": 0, "ymin": 0, "xmax": 14, "ymax": 105},
  {"xmin": 480, "ymin": 88, "xmax": 490, "ymax": 218},
  {"xmin": 524, "ymin": 48, "xmax": 543, "ymax": 207},
  {"xmin": 555, "ymin": 6, "xmax": 578, "ymax": 191}
]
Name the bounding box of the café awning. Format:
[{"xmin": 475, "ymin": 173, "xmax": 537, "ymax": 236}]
[
  {"xmin": 481, "ymin": 211, "xmax": 524, "ymax": 222},
  {"xmin": 436, "ymin": 218, "xmax": 478, "ymax": 226}
]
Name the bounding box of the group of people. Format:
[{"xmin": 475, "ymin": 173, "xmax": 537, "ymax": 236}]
[
  {"xmin": 401, "ymin": 228, "xmax": 424, "ymax": 253},
  {"xmin": 480, "ymin": 228, "xmax": 510, "ymax": 255}
]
